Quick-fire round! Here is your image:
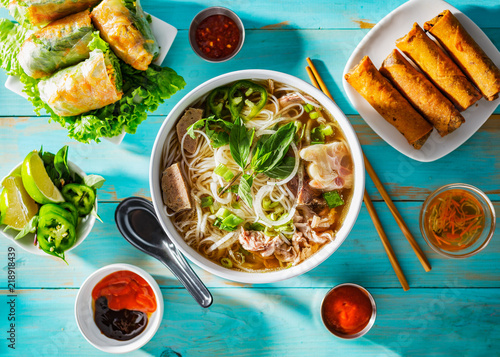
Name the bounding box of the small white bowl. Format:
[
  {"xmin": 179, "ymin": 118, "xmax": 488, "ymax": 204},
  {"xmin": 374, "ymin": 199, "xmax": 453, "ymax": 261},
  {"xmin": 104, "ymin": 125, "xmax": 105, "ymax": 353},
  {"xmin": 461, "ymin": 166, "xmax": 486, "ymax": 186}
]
[
  {"xmin": 75, "ymin": 263, "xmax": 164, "ymax": 354},
  {"xmin": 0, "ymin": 160, "xmax": 96, "ymax": 258},
  {"xmin": 149, "ymin": 70, "xmax": 365, "ymax": 284}
]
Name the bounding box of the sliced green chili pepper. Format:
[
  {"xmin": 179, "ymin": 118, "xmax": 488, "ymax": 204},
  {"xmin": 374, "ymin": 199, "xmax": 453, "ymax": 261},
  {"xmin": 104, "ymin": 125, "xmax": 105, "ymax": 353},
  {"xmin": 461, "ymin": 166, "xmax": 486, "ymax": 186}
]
[
  {"xmin": 58, "ymin": 202, "xmax": 79, "ymax": 226},
  {"xmin": 228, "ymin": 80, "xmax": 268, "ymax": 120},
  {"xmin": 207, "ymin": 86, "xmax": 230, "ymax": 118},
  {"xmin": 39, "ymin": 203, "xmax": 77, "ymax": 227},
  {"xmin": 61, "ymin": 183, "xmax": 96, "ymax": 216},
  {"xmin": 37, "ymin": 212, "xmax": 76, "ymax": 261}
]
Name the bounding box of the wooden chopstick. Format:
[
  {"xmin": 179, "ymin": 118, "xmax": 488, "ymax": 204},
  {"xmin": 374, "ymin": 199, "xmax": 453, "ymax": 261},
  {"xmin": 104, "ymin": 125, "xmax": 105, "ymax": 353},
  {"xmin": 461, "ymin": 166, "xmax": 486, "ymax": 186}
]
[
  {"xmin": 305, "ymin": 64, "xmax": 410, "ymax": 291},
  {"xmin": 306, "ymin": 57, "xmax": 431, "ymax": 274}
]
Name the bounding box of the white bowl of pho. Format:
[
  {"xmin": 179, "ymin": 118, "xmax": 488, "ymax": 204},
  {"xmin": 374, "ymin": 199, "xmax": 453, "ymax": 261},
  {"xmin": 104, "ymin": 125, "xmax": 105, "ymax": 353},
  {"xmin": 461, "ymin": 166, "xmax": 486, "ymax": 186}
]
[{"xmin": 150, "ymin": 70, "xmax": 364, "ymax": 284}]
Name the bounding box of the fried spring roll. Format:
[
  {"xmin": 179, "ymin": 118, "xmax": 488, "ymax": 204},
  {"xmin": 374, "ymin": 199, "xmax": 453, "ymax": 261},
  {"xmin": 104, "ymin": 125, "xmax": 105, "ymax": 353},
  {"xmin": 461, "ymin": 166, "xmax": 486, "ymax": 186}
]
[
  {"xmin": 396, "ymin": 23, "xmax": 481, "ymax": 111},
  {"xmin": 345, "ymin": 56, "xmax": 433, "ymax": 149},
  {"xmin": 424, "ymin": 10, "xmax": 500, "ymax": 101},
  {"xmin": 18, "ymin": 10, "xmax": 94, "ymax": 79},
  {"xmin": 38, "ymin": 49, "xmax": 123, "ymax": 117},
  {"xmin": 380, "ymin": 49, "xmax": 464, "ymax": 137}
]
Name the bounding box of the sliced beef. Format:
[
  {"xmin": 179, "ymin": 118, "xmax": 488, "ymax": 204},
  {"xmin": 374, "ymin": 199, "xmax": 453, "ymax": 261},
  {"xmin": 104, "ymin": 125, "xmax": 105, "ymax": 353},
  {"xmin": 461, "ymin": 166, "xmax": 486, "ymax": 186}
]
[
  {"xmin": 176, "ymin": 108, "xmax": 203, "ymax": 154},
  {"xmin": 161, "ymin": 163, "xmax": 192, "ymax": 212}
]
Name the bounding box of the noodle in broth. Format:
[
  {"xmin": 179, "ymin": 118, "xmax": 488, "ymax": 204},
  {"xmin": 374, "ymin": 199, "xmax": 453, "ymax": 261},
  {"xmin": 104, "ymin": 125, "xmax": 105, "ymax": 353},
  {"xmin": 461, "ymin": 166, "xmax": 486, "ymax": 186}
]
[{"xmin": 161, "ymin": 79, "xmax": 353, "ymax": 272}]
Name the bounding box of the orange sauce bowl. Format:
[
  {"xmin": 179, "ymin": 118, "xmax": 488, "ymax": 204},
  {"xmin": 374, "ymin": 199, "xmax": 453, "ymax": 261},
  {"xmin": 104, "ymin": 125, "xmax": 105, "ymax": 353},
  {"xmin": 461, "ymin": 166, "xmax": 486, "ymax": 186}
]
[
  {"xmin": 320, "ymin": 283, "xmax": 376, "ymax": 339},
  {"xmin": 420, "ymin": 183, "xmax": 496, "ymax": 259}
]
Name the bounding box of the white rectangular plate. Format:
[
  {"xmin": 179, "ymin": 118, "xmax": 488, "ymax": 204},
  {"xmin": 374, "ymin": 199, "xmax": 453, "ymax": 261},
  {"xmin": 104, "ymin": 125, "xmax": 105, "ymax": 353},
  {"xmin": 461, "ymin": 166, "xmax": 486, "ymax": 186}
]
[
  {"xmin": 342, "ymin": 0, "xmax": 500, "ymax": 162},
  {"xmin": 5, "ymin": 14, "xmax": 177, "ymax": 145}
]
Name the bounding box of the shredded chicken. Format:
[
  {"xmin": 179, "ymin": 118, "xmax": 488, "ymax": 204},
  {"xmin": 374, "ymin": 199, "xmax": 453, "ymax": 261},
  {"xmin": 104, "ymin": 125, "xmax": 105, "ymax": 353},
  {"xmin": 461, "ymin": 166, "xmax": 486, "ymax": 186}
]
[
  {"xmin": 278, "ymin": 93, "xmax": 319, "ymax": 108},
  {"xmin": 238, "ymin": 228, "xmax": 280, "ymax": 257},
  {"xmin": 300, "ymin": 141, "xmax": 353, "ymax": 191}
]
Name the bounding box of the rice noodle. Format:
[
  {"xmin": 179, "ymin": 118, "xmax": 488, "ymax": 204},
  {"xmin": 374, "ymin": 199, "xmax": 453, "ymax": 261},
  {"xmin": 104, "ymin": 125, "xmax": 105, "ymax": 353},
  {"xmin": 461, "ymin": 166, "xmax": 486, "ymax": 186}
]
[
  {"xmin": 161, "ymin": 79, "xmax": 351, "ymax": 272},
  {"xmin": 255, "ymin": 186, "xmax": 296, "ymax": 227}
]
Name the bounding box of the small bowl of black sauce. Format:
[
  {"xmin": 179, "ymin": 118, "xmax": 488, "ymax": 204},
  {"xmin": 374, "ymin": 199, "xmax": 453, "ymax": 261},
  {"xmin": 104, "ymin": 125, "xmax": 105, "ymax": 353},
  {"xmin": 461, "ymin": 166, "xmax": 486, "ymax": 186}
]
[{"xmin": 75, "ymin": 263, "xmax": 164, "ymax": 353}]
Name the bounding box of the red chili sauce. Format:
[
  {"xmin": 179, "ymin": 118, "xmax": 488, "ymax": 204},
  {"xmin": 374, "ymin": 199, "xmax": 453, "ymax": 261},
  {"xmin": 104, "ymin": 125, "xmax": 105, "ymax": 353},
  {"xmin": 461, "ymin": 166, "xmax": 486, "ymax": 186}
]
[
  {"xmin": 322, "ymin": 285, "xmax": 373, "ymax": 335},
  {"xmin": 195, "ymin": 15, "xmax": 240, "ymax": 59},
  {"xmin": 92, "ymin": 270, "xmax": 157, "ymax": 341}
]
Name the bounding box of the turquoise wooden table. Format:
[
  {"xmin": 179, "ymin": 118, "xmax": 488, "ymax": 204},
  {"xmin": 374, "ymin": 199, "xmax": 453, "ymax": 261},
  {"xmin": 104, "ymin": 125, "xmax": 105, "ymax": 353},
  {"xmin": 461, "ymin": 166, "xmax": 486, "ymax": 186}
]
[{"xmin": 1, "ymin": 1, "xmax": 499, "ymax": 356}]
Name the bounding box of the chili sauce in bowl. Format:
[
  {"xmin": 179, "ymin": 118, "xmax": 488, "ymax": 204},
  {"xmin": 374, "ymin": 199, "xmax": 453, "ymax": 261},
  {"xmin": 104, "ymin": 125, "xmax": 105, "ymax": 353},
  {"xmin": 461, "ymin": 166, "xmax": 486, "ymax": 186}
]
[
  {"xmin": 75, "ymin": 264, "xmax": 163, "ymax": 354},
  {"xmin": 189, "ymin": 7, "xmax": 245, "ymax": 62},
  {"xmin": 420, "ymin": 183, "xmax": 495, "ymax": 258},
  {"xmin": 321, "ymin": 283, "xmax": 376, "ymax": 339}
]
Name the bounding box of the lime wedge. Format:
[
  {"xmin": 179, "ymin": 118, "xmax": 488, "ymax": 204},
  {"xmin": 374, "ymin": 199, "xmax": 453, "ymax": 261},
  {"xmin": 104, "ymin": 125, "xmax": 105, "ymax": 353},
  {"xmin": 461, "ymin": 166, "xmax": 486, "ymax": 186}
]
[
  {"xmin": 0, "ymin": 176, "xmax": 39, "ymax": 230},
  {"xmin": 21, "ymin": 151, "xmax": 65, "ymax": 204}
]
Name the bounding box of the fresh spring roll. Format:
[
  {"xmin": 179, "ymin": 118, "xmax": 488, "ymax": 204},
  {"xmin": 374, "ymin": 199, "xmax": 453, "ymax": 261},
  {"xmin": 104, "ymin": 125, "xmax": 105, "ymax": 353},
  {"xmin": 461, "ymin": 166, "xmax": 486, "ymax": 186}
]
[
  {"xmin": 90, "ymin": 0, "xmax": 159, "ymax": 71},
  {"xmin": 380, "ymin": 49, "xmax": 465, "ymax": 137},
  {"xmin": 396, "ymin": 23, "xmax": 481, "ymax": 111},
  {"xmin": 38, "ymin": 49, "xmax": 123, "ymax": 117},
  {"xmin": 17, "ymin": 10, "xmax": 94, "ymax": 79},
  {"xmin": 424, "ymin": 10, "xmax": 500, "ymax": 101},
  {"xmin": 8, "ymin": 0, "xmax": 101, "ymax": 28},
  {"xmin": 345, "ymin": 56, "xmax": 433, "ymax": 149}
]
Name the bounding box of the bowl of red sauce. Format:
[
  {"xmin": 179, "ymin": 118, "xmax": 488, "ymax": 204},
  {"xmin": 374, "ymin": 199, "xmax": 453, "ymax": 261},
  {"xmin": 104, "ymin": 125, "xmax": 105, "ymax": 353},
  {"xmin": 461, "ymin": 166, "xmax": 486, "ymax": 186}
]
[
  {"xmin": 75, "ymin": 264, "xmax": 164, "ymax": 353},
  {"xmin": 420, "ymin": 183, "xmax": 495, "ymax": 259},
  {"xmin": 321, "ymin": 283, "xmax": 376, "ymax": 339},
  {"xmin": 189, "ymin": 6, "xmax": 245, "ymax": 62}
]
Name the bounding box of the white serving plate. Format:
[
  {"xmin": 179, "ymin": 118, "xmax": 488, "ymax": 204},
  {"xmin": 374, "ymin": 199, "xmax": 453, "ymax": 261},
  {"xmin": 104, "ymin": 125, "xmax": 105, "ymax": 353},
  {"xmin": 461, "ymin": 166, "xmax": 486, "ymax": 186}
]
[
  {"xmin": 343, "ymin": 0, "xmax": 500, "ymax": 162},
  {"xmin": 5, "ymin": 15, "xmax": 177, "ymax": 145}
]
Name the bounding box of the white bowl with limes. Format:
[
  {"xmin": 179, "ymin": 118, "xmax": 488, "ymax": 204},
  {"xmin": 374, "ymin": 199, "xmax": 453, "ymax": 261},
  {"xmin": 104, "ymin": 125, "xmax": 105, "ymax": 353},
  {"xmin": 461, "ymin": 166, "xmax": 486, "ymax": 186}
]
[{"xmin": 0, "ymin": 160, "xmax": 97, "ymax": 257}]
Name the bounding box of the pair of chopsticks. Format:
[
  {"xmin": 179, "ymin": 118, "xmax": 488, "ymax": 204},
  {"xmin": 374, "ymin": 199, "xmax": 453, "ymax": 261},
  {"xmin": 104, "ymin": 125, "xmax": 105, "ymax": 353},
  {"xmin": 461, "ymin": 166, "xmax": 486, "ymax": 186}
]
[{"xmin": 305, "ymin": 58, "xmax": 432, "ymax": 292}]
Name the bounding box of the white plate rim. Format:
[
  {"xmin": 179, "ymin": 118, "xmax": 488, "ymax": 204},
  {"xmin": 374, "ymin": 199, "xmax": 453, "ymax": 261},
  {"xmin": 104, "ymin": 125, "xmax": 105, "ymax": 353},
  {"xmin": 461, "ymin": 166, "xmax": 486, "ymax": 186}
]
[{"xmin": 342, "ymin": 0, "xmax": 500, "ymax": 162}]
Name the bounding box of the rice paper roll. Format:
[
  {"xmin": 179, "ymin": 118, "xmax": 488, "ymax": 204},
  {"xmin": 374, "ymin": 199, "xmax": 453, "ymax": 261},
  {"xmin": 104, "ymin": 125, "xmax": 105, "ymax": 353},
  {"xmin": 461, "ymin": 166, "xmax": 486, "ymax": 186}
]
[
  {"xmin": 8, "ymin": 0, "xmax": 101, "ymax": 28},
  {"xmin": 38, "ymin": 49, "xmax": 123, "ymax": 116},
  {"xmin": 424, "ymin": 10, "xmax": 500, "ymax": 101},
  {"xmin": 345, "ymin": 56, "xmax": 433, "ymax": 150},
  {"xmin": 396, "ymin": 23, "xmax": 481, "ymax": 112},
  {"xmin": 17, "ymin": 10, "xmax": 94, "ymax": 79},
  {"xmin": 380, "ymin": 49, "xmax": 465, "ymax": 137},
  {"xmin": 91, "ymin": 0, "xmax": 159, "ymax": 71}
]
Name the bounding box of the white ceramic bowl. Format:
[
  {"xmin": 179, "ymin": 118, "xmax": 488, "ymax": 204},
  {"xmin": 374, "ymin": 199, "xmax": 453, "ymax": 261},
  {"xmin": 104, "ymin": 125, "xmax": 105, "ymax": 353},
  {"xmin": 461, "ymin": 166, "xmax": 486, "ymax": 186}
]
[
  {"xmin": 0, "ymin": 160, "xmax": 96, "ymax": 258},
  {"xmin": 150, "ymin": 70, "xmax": 365, "ymax": 284},
  {"xmin": 75, "ymin": 263, "xmax": 164, "ymax": 354}
]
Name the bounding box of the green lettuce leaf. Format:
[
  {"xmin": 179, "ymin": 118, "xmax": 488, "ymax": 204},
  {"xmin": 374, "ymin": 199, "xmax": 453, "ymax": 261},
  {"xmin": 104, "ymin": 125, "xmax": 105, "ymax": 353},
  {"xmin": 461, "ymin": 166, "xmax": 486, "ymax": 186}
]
[
  {"xmin": 0, "ymin": 21, "xmax": 186, "ymax": 143},
  {"xmin": 0, "ymin": 19, "xmax": 29, "ymax": 76}
]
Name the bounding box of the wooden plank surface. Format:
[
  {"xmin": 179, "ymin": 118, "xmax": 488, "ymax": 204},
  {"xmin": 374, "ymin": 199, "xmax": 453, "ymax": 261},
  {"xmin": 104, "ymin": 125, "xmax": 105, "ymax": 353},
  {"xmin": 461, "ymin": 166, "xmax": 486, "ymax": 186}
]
[
  {"xmin": 0, "ymin": 0, "xmax": 499, "ymax": 356},
  {"xmin": 0, "ymin": 288, "xmax": 498, "ymax": 356}
]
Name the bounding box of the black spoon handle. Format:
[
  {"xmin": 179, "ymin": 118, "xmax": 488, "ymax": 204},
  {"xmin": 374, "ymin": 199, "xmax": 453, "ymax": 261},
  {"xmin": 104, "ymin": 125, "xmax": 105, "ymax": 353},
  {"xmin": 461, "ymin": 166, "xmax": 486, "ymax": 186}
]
[{"xmin": 155, "ymin": 240, "xmax": 213, "ymax": 308}]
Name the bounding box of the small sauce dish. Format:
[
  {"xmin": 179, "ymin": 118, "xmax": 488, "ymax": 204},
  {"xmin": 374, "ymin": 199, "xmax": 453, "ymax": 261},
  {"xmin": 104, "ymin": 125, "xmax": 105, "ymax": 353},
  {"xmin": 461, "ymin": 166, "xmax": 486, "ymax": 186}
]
[
  {"xmin": 75, "ymin": 263, "xmax": 164, "ymax": 354},
  {"xmin": 321, "ymin": 283, "xmax": 376, "ymax": 339},
  {"xmin": 189, "ymin": 6, "xmax": 245, "ymax": 62},
  {"xmin": 420, "ymin": 183, "xmax": 495, "ymax": 259}
]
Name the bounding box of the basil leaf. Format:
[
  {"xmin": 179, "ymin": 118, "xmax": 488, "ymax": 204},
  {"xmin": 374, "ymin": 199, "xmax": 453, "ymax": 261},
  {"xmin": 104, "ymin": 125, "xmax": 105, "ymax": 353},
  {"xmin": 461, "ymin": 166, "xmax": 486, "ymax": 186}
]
[
  {"xmin": 264, "ymin": 156, "xmax": 295, "ymax": 179},
  {"xmin": 54, "ymin": 145, "xmax": 70, "ymax": 182},
  {"xmin": 238, "ymin": 174, "xmax": 253, "ymax": 208},
  {"xmin": 83, "ymin": 175, "xmax": 106, "ymax": 189},
  {"xmin": 13, "ymin": 215, "xmax": 38, "ymax": 240},
  {"xmin": 251, "ymin": 122, "xmax": 296, "ymax": 173},
  {"xmin": 186, "ymin": 119, "xmax": 205, "ymax": 139},
  {"xmin": 186, "ymin": 116, "xmax": 233, "ymax": 148},
  {"xmin": 230, "ymin": 118, "xmax": 254, "ymax": 169}
]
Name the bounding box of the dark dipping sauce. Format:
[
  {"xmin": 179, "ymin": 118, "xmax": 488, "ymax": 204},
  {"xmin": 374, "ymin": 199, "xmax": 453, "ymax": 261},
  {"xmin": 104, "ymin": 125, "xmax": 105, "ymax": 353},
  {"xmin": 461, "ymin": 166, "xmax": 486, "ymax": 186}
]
[
  {"xmin": 195, "ymin": 15, "xmax": 240, "ymax": 59},
  {"xmin": 94, "ymin": 296, "xmax": 147, "ymax": 341},
  {"xmin": 92, "ymin": 270, "xmax": 157, "ymax": 341},
  {"xmin": 322, "ymin": 285, "xmax": 373, "ymax": 335}
]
